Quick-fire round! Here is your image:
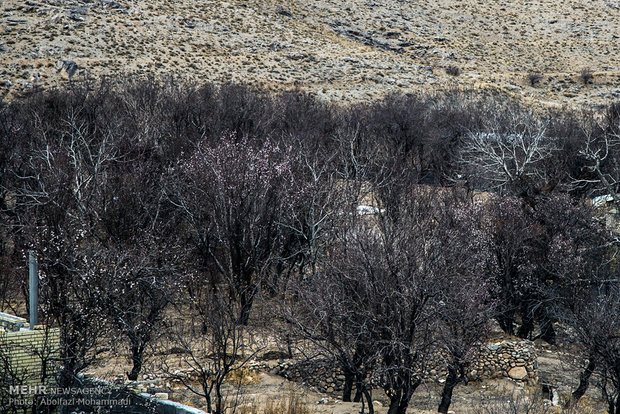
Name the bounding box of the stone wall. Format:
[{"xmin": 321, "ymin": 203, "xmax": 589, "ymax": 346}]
[
  {"xmin": 0, "ymin": 312, "xmax": 60, "ymax": 385},
  {"xmin": 264, "ymin": 340, "xmax": 537, "ymax": 396},
  {"xmin": 268, "ymin": 358, "xmax": 347, "ymax": 395}
]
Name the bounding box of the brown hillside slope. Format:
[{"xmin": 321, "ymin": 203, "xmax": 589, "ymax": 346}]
[{"xmin": 1, "ymin": 0, "xmax": 619, "ymax": 106}]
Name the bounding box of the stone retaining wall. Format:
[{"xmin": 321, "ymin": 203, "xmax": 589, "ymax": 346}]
[
  {"xmin": 263, "ymin": 340, "xmax": 537, "ymax": 396},
  {"xmin": 468, "ymin": 340, "xmax": 537, "ymax": 382}
]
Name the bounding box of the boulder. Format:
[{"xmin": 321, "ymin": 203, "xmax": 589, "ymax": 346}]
[{"xmin": 508, "ymin": 366, "xmax": 528, "ymax": 381}]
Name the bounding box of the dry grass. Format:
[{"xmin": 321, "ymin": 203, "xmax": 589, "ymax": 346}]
[
  {"xmin": 470, "ymin": 385, "xmax": 605, "ymax": 414},
  {"xmin": 239, "ymin": 390, "xmax": 316, "ymax": 414},
  {"xmin": 225, "ymin": 367, "xmax": 261, "ymax": 386},
  {"xmin": 1, "ymin": 0, "xmax": 619, "ymax": 107}
]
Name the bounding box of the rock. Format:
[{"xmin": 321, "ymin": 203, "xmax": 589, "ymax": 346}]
[
  {"xmin": 70, "ymin": 6, "xmax": 89, "ymax": 15},
  {"xmin": 55, "ymin": 60, "xmax": 78, "ymax": 79},
  {"xmin": 277, "ymin": 7, "xmax": 292, "ymax": 17},
  {"xmin": 154, "ymin": 392, "xmax": 168, "ymax": 400},
  {"xmin": 181, "ymin": 18, "xmax": 195, "ymax": 29},
  {"xmin": 102, "ymin": 0, "xmax": 124, "ymax": 9},
  {"xmin": 260, "ymin": 350, "xmax": 290, "ymax": 361},
  {"xmin": 508, "ymin": 366, "xmax": 528, "ymax": 381}
]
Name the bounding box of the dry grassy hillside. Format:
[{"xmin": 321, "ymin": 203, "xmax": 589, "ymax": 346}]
[
  {"xmin": 1, "ymin": 0, "xmax": 619, "ymax": 106},
  {"xmin": 1, "ymin": 0, "xmax": 619, "ymax": 103}
]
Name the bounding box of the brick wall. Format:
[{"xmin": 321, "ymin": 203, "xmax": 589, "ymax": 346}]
[{"xmin": 0, "ymin": 313, "xmax": 60, "ymax": 385}]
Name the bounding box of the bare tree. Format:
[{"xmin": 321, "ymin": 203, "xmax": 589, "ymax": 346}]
[
  {"xmin": 555, "ymin": 224, "xmax": 618, "ymax": 409},
  {"xmin": 285, "ymin": 229, "xmax": 377, "ymax": 407},
  {"xmin": 570, "ymin": 114, "xmax": 620, "ymax": 205},
  {"xmin": 484, "ymin": 196, "xmax": 543, "ymax": 337},
  {"xmin": 9, "ymin": 110, "xmax": 118, "ymax": 388},
  {"xmin": 96, "ymin": 154, "xmax": 176, "ymax": 381},
  {"xmin": 8, "ymin": 103, "xmax": 173, "ymax": 388},
  {"xmin": 92, "ymin": 247, "xmax": 173, "ymax": 381},
  {"xmin": 456, "ymin": 106, "xmax": 557, "ymax": 198},
  {"xmin": 168, "ymin": 134, "xmax": 297, "ymax": 325},
  {"xmin": 484, "ymin": 194, "xmax": 604, "ymax": 343},
  {"xmin": 561, "ymin": 281, "xmax": 620, "ymax": 413},
  {"xmin": 433, "ymin": 200, "xmax": 496, "ymax": 414},
  {"xmin": 165, "ymin": 280, "xmax": 256, "ymax": 414},
  {"xmin": 293, "ymin": 185, "xmax": 456, "ymax": 414},
  {"xmin": 270, "ymin": 135, "xmax": 342, "ymax": 287},
  {"xmin": 280, "ymin": 131, "xmax": 381, "ymax": 405}
]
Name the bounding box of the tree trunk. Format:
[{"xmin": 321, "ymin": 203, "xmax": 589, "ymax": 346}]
[
  {"xmin": 126, "ymin": 344, "xmax": 144, "ymax": 381},
  {"xmin": 437, "ymin": 367, "xmax": 461, "ymax": 414},
  {"xmin": 286, "ymin": 334, "xmax": 293, "ymax": 358},
  {"xmin": 363, "ymin": 387, "xmax": 374, "ymax": 414},
  {"xmin": 536, "ymin": 306, "xmax": 556, "ymax": 344},
  {"xmin": 58, "ymin": 357, "xmax": 76, "ymax": 388},
  {"xmin": 205, "ymin": 392, "xmax": 212, "ymax": 414},
  {"xmin": 602, "ymin": 378, "xmax": 614, "ymax": 414},
  {"xmin": 496, "ymin": 314, "xmax": 514, "ymax": 335},
  {"xmin": 538, "ymin": 318, "xmax": 556, "ymax": 344},
  {"xmin": 387, "ymin": 392, "xmax": 402, "ymax": 414},
  {"xmin": 354, "ymin": 380, "xmax": 363, "ymax": 402},
  {"xmin": 388, "ymin": 399, "xmax": 410, "ymax": 414},
  {"xmin": 342, "ymin": 371, "xmax": 354, "ymax": 402},
  {"xmin": 238, "ymin": 287, "xmax": 256, "ymax": 326},
  {"xmin": 565, "ymin": 358, "xmax": 596, "ymax": 408},
  {"xmin": 387, "ymin": 377, "xmax": 420, "ymax": 414},
  {"xmin": 517, "ymin": 311, "xmax": 534, "ymax": 339},
  {"xmin": 215, "ymin": 382, "xmax": 224, "ymax": 414}
]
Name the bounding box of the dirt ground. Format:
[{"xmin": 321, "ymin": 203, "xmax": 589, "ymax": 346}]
[
  {"xmin": 230, "ymin": 370, "xmax": 607, "ymax": 414},
  {"xmin": 84, "ymin": 338, "xmax": 608, "ymax": 414}
]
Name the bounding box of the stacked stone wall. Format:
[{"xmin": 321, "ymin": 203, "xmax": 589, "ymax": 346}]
[{"xmin": 264, "ymin": 340, "xmax": 537, "ymax": 396}]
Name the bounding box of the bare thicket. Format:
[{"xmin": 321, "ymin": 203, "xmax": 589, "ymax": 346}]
[
  {"xmin": 1, "ymin": 80, "xmax": 620, "ymax": 413},
  {"xmin": 2, "ymin": 87, "xmax": 176, "ymax": 386}
]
